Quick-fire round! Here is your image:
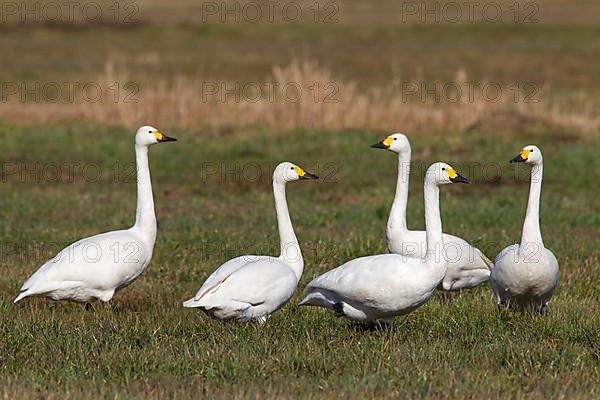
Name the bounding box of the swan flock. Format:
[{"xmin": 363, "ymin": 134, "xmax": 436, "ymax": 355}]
[{"xmin": 14, "ymin": 127, "xmax": 559, "ymax": 324}]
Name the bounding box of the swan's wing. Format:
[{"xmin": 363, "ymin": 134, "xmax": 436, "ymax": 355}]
[
  {"xmin": 186, "ymin": 256, "xmax": 297, "ymax": 311},
  {"xmin": 433, "ymin": 233, "xmax": 491, "ymax": 290},
  {"xmin": 494, "ymin": 244, "xmax": 519, "ymax": 265},
  {"xmin": 306, "ymin": 254, "xmax": 416, "ymax": 307},
  {"xmin": 395, "ymin": 230, "xmax": 492, "ymax": 270},
  {"xmin": 439, "ymin": 233, "xmax": 491, "ymax": 270},
  {"xmin": 191, "ymin": 255, "xmax": 271, "ymax": 301},
  {"xmin": 18, "ymin": 229, "xmax": 146, "ymax": 294},
  {"xmin": 474, "ymin": 247, "xmax": 493, "ymax": 269}
]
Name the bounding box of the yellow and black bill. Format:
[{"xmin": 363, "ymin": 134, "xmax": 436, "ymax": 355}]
[
  {"xmin": 153, "ymin": 131, "xmax": 178, "ymax": 143},
  {"xmin": 295, "ymin": 166, "xmax": 319, "ymax": 180},
  {"xmin": 371, "ymin": 136, "xmax": 394, "ymax": 150},
  {"xmin": 446, "ymin": 167, "xmax": 470, "ymax": 184},
  {"xmin": 510, "ymin": 149, "xmax": 530, "ymax": 163},
  {"xmin": 300, "ymin": 171, "xmax": 319, "ymax": 180}
]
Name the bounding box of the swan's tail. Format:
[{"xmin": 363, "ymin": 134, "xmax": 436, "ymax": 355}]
[
  {"xmin": 14, "ymin": 290, "xmax": 31, "ymax": 304},
  {"xmin": 299, "ymin": 290, "xmax": 335, "ymax": 309},
  {"xmin": 477, "ymin": 249, "xmax": 493, "ymax": 270},
  {"xmin": 182, "ymin": 297, "xmax": 202, "ymax": 308}
]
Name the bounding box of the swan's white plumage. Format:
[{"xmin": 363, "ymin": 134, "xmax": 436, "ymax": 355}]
[
  {"xmin": 300, "ymin": 162, "xmax": 469, "ymax": 322},
  {"xmin": 373, "ymin": 133, "xmax": 491, "ymax": 291},
  {"xmin": 14, "ymin": 230, "xmax": 151, "ymax": 303},
  {"xmin": 301, "ymin": 254, "xmax": 443, "ymax": 321},
  {"xmin": 14, "ymin": 126, "xmax": 176, "ymax": 304},
  {"xmin": 490, "ymin": 145, "xmax": 559, "ymax": 311},
  {"xmin": 183, "ymin": 162, "xmax": 317, "ymax": 323},
  {"xmin": 491, "ymin": 244, "xmax": 559, "ymax": 307},
  {"xmin": 388, "ymin": 230, "xmax": 492, "ymax": 291},
  {"xmin": 183, "ymin": 256, "xmax": 298, "ymax": 322}
]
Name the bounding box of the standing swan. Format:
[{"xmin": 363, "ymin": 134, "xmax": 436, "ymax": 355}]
[
  {"xmin": 183, "ymin": 162, "xmax": 318, "ymax": 323},
  {"xmin": 300, "ymin": 163, "xmax": 469, "ymax": 323},
  {"xmin": 14, "ymin": 126, "xmax": 177, "ymax": 304},
  {"xmin": 371, "ymin": 133, "xmax": 492, "ymax": 290},
  {"xmin": 490, "ymin": 145, "xmax": 559, "ymax": 314}
]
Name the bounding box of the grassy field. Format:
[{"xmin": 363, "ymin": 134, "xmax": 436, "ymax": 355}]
[{"xmin": 0, "ymin": 122, "xmax": 598, "ymax": 398}]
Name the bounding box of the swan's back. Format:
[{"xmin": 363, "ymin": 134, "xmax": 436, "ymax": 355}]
[{"xmin": 305, "ymin": 253, "xmax": 443, "ymax": 311}]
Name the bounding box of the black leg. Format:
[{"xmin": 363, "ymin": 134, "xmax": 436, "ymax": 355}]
[
  {"xmin": 332, "ymin": 302, "xmax": 345, "ymax": 318},
  {"xmin": 498, "ymin": 300, "xmax": 506, "ymax": 312}
]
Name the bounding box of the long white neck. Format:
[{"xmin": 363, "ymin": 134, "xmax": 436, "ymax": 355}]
[
  {"xmin": 520, "ymin": 162, "xmax": 544, "ymax": 247},
  {"xmin": 133, "ymin": 144, "xmax": 157, "ymax": 247},
  {"xmin": 273, "ymin": 181, "xmax": 303, "ymax": 280},
  {"xmin": 423, "ymin": 180, "xmax": 444, "ymax": 266},
  {"xmin": 387, "ymin": 149, "xmax": 411, "ymax": 236}
]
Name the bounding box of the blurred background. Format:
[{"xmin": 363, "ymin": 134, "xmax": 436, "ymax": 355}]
[{"xmin": 1, "ymin": 0, "xmax": 599, "ymax": 135}]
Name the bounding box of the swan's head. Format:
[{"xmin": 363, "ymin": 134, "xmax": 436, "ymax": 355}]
[
  {"xmin": 135, "ymin": 125, "xmax": 177, "ymax": 147},
  {"xmin": 510, "ymin": 145, "xmax": 542, "ymax": 165},
  {"xmin": 371, "ymin": 133, "xmax": 411, "ymax": 154},
  {"xmin": 273, "ymin": 162, "xmax": 318, "ymax": 184},
  {"xmin": 426, "ymin": 162, "xmax": 470, "ymax": 185}
]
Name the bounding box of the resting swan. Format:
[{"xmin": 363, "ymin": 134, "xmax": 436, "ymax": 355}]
[
  {"xmin": 14, "ymin": 126, "xmax": 177, "ymax": 304},
  {"xmin": 490, "ymin": 145, "xmax": 559, "ymax": 313},
  {"xmin": 371, "ymin": 133, "xmax": 491, "ymax": 291},
  {"xmin": 300, "ymin": 162, "xmax": 469, "ymax": 323},
  {"xmin": 183, "ymin": 162, "xmax": 318, "ymax": 323}
]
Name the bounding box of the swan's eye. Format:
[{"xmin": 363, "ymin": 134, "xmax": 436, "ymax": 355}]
[
  {"xmin": 394, "ymin": 138, "xmax": 397, "ymax": 140},
  {"xmin": 290, "ymin": 167, "xmax": 294, "ymax": 170},
  {"xmin": 442, "ymin": 168, "xmax": 446, "ymax": 171},
  {"xmin": 530, "ymin": 149, "xmax": 534, "ymax": 152},
  {"xmin": 148, "ymin": 130, "xmax": 152, "ymax": 134}
]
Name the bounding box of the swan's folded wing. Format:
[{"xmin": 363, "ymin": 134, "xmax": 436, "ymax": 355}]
[
  {"xmin": 203, "ymin": 260, "xmax": 297, "ymax": 306},
  {"xmin": 18, "ymin": 229, "xmax": 144, "ymax": 293},
  {"xmin": 19, "ymin": 235, "xmax": 100, "ymax": 291},
  {"xmin": 442, "ymin": 232, "xmax": 492, "ymax": 271},
  {"xmin": 306, "ymin": 254, "xmax": 402, "ymax": 307},
  {"xmin": 494, "ymin": 244, "xmax": 519, "ymax": 264},
  {"xmin": 192, "ymin": 255, "xmax": 266, "ymax": 301},
  {"xmin": 475, "ymin": 248, "xmax": 493, "ymax": 270},
  {"xmin": 19, "ymin": 258, "xmax": 57, "ymax": 292}
]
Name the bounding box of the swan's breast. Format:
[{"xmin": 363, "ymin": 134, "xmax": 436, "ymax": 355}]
[{"xmin": 492, "ymin": 245, "xmax": 559, "ymax": 297}]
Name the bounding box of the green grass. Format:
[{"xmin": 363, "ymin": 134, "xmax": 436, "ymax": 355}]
[{"xmin": 0, "ymin": 123, "xmax": 598, "ymax": 398}]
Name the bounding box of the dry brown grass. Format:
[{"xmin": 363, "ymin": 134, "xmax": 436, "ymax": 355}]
[{"xmin": 2, "ymin": 61, "xmax": 599, "ymax": 135}]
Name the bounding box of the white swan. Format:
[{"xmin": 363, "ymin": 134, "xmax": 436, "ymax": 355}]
[
  {"xmin": 300, "ymin": 162, "xmax": 469, "ymax": 323},
  {"xmin": 14, "ymin": 126, "xmax": 177, "ymax": 304},
  {"xmin": 490, "ymin": 145, "xmax": 559, "ymax": 313},
  {"xmin": 371, "ymin": 133, "xmax": 492, "ymax": 291},
  {"xmin": 183, "ymin": 162, "xmax": 318, "ymax": 323}
]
